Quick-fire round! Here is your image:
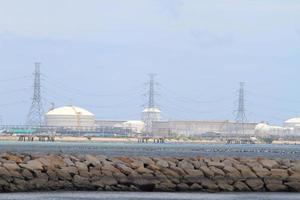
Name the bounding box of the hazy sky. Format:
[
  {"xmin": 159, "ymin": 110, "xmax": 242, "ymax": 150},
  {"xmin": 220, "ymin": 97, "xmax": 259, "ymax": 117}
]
[{"xmin": 0, "ymin": 0, "xmax": 299, "ymax": 125}]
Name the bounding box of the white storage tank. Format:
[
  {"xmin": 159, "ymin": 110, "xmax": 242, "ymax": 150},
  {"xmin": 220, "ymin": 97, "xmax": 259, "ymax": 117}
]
[
  {"xmin": 285, "ymin": 118, "xmax": 300, "ymax": 128},
  {"xmin": 142, "ymin": 107, "xmax": 162, "ymax": 133},
  {"xmin": 122, "ymin": 120, "xmax": 145, "ymax": 133},
  {"xmin": 45, "ymin": 105, "xmax": 95, "ymax": 127}
]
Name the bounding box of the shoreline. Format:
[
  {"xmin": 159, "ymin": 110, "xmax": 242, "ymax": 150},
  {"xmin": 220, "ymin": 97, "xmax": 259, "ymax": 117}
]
[
  {"xmin": 1, "ymin": 135, "xmax": 300, "ymax": 145},
  {"xmin": 0, "ymin": 135, "xmax": 221, "ymax": 144},
  {"xmin": 0, "ymin": 152, "xmax": 299, "ymax": 192}
]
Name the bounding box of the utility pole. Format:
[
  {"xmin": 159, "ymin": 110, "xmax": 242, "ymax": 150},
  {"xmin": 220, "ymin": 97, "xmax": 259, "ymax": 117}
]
[
  {"xmin": 235, "ymin": 82, "xmax": 246, "ymax": 134},
  {"xmin": 26, "ymin": 63, "xmax": 44, "ymax": 126}
]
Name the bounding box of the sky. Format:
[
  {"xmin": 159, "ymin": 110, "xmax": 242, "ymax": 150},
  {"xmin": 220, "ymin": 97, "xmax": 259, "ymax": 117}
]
[{"xmin": 0, "ymin": 0, "xmax": 299, "ymax": 125}]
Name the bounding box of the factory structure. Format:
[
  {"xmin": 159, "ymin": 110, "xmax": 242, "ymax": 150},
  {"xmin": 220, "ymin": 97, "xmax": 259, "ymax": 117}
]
[
  {"xmin": 43, "ymin": 104, "xmax": 300, "ymax": 137},
  {"xmin": 46, "ymin": 106, "xmax": 95, "ymax": 127},
  {"xmin": 41, "ymin": 101, "xmax": 300, "ymax": 138},
  {"xmin": 254, "ymin": 118, "xmax": 300, "ymax": 136},
  {"xmin": 45, "ymin": 105, "xmax": 145, "ymax": 134},
  {"xmin": 41, "ymin": 74, "xmax": 256, "ymax": 137},
  {"xmin": 42, "ymin": 75, "xmax": 300, "ymax": 138},
  {"xmin": 3, "ymin": 64, "xmax": 300, "ymax": 139}
]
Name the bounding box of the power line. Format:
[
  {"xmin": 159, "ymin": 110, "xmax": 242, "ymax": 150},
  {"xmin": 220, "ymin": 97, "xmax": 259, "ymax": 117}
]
[
  {"xmin": 42, "ymin": 74, "xmax": 143, "ymax": 98},
  {"xmin": 159, "ymin": 84, "xmax": 231, "ymax": 104},
  {"xmin": 80, "ymin": 98, "xmax": 141, "ymax": 109},
  {"xmin": 0, "ymin": 100, "xmax": 28, "ymax": 108},
  {"xmin": 0, "ymin": 75, "xmax": 31, "ymax": 83},
  {"xmin": 43, "ymin": 86, "xmax": 74, "ymax": 104},
  {"xmin": 0, "ymin": 88, "xmax": 30, "ymax": 95},
  {"xmin": 43, "ymin": 83, "xmax": 141, "ymax": 109},
  {"xmin": 247, "ymin": 90, "xmax": 300, "ymax": 104},
  {"xmin": 159, "ymin": 97, "xmax": 223, "ymax": 114}
]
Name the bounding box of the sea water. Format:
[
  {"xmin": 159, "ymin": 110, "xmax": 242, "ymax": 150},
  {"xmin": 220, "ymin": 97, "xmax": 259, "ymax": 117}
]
[
  {"xmin": 0, "ymin": 192, "xmax": 299, "ymax": 200},
  {"xmin": 0, "ymin": 141, "xmax": 299, "ymax": 159}
]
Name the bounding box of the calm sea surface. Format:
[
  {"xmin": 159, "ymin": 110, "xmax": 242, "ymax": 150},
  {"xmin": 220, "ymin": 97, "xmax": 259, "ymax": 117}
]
[
  {"xmin": 0, "ymin": 141, "xmax": 299, "ymax": 159},
  {"xmin": 0, "ymin": 192, "xmax": 299, "ymax": 200}
]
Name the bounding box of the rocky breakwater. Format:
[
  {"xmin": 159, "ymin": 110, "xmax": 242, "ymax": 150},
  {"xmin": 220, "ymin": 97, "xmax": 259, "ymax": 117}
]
[{"xmin": 0, "ymin": 152, "xmax": 300, "ymax": 192}]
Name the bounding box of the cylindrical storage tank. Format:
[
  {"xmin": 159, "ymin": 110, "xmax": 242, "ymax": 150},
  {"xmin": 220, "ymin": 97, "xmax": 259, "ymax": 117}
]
[
  {"xmin": 122, "ymin": 120, "xmax": 145, "ymax": 133},
  {"xmin": 45, "ymin": 106, "xmax": 95, "ymax": 127},
  {"xmin": 255, "ymin": 123, "xmax": 271, "ymax": 135}
]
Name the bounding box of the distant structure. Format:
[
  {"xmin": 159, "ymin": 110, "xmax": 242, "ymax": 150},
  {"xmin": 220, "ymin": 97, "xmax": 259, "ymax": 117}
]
[
  {"xmin": 26, "ymin": 63, "xmax": 44, "ymax": 126},
  {"xmin": 235, "ymin": 82, "xmax": 247, "ymax": 134},
  {"xmin": 142, "ymin": 74, "xmax": 161, "ymax": 134},
  {"xmin": 255, "ymin": 122, "xmax": 292, "ymax": 136},
  {"xmin": 152, "ymin": 120, "xmax": 257, "ymax": 137},
  {"xmin": 45, "ymin": 105, "xmax": 95, "ymax": 127}
]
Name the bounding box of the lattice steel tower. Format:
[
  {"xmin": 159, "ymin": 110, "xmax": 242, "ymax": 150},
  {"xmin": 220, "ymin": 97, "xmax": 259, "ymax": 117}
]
[
  {"xmin": 235, "ymin": 82, "xmax": 246, "ymax": 134},
  {"xmin": 142, "ymin": 74, "xmax": 161, "ymax": 134},
  {"xmin": 26, "ymin": 63, "xmax": 44, "ymax": 126},
  {"xmin": 148, "ymin": 74, "xmax": 156, "ymax": 108}
]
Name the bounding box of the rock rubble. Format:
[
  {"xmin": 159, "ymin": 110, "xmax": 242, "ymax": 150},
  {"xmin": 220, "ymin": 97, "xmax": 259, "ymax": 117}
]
[{"xmin": 0, "ymin": 152, "xmax": 299, "ymax": 192}]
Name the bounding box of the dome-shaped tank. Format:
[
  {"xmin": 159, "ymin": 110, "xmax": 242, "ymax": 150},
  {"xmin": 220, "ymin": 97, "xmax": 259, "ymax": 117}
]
[
  {"xmin": 285, "ymin": 118, "xmax": 300, "ymax": 128},
  {"xmin": 45, "ymin": 105, "xmax": 95, "ymax": 127}
]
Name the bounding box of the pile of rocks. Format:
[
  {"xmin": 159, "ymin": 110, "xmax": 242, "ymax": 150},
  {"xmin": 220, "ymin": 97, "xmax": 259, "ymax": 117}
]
[{"xmin": 0, "ymin": 152, "xmax": 299, "ymax": 192}]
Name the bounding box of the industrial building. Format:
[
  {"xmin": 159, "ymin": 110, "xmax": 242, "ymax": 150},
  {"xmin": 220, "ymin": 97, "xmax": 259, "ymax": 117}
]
[
  {"xmin": 43, "ymin": 104, "xmax": 300, "ymax": 138},
  {"xmin": 23, "ymin": 65, "xmax": 300, "ymax": 138},
  {"xmin": 45, "ymin": 106, "xmax": 96, "ymax": 127},
  {"xmin": 44, "ymin": 105, "xmax": 145, "ymax": 134},
  {"xmin": 95, "ymin": 120, "xmax": 126, "ymax": 128},
  {"xmin": 152, "ymin": 120, "xmax": 257, "ymax": 137},
  {"xmin": 284, "ymin": 118, "xmax": 300, "ymax": 135},
  {"xmin": 142, "ymin": 107, "xmax": 161, "ymax": 133},
  {"xmin": 122, "ymin": 120, "xmax": 145, "ymax": 133},
  {"xmin": 253, "ymin": 118, "xmax": 300, "ymax": 136},
  {"xmin": 95, "ymin": 120, "xmax": 145, "ymax": 134},
  {"xmin": 284, "ymin": 118, "xmax": 300, "ymax": 128},
  {"xmin": 254, "ymin": 123, "xmax": 292, "ymax": 136},
  {"xmin": 44, "ymin": 104, "xmax": 257, "ymax": 136},
  {"xmin": 44, "ymin": 105, "xmax": 257, "ymax": 137}
]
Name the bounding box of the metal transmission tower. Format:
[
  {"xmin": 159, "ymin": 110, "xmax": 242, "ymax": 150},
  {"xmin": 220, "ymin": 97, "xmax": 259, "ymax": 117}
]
[
  {"xmin": 142, "ymin": 74, "xmax": 161, "ymax": 134},
  {"xmin": 235, "ymin": 82, "xmax": 247, "ymax": 134},
  {"xmin": 148, "ymin": 73, "xmax": 156, "ymax": 108},
  {"xmin": 26, "ymin": 63, "xmax": 44, "ymax": 126}
]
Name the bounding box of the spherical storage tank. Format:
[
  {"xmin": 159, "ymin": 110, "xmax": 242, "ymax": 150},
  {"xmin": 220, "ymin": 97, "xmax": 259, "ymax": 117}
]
[{"xmin": 45, "ymin": 105, "xmax": 95, "ymax": 127}]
